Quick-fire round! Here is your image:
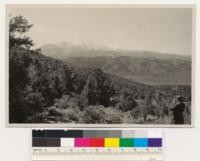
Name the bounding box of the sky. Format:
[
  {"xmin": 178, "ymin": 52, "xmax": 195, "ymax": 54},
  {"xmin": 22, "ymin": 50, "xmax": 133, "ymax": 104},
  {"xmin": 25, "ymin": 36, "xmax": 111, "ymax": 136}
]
[{"xmin": 7, "ymin": 5, "xmax": 193, "ymax": 55}]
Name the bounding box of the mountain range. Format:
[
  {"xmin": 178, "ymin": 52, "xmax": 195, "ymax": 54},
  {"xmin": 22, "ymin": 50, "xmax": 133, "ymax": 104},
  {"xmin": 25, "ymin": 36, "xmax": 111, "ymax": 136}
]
[{"xmin": 41, "ymin": 41, "xmax": 191, "ymax": 85}]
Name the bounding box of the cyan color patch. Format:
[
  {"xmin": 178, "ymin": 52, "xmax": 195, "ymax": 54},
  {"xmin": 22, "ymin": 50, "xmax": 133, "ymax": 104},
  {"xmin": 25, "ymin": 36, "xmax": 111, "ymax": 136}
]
[{"xmin": 134, "ymin": 138, "xmax": 148, "ymax": 147}]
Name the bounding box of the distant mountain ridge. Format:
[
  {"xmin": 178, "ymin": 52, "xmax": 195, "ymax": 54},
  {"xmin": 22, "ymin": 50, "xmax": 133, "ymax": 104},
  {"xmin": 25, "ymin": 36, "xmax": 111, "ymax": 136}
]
[
  {"xmin": 41, "ymin": 41, "xmax": 119, "ymax": 59},
  {"xmin": 41, "ymin": 41, "xmax": 191, "ymax": 85},
  {"xmin": 41, "ymin": 41, "xmax": 190, "ymax": 59}
]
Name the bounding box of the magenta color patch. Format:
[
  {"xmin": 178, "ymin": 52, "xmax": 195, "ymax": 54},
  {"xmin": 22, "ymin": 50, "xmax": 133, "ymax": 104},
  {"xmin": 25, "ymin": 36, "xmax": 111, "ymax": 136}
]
[{"xmin": 75, "ymin": 138, "xmax": 90, "ymax": 147}]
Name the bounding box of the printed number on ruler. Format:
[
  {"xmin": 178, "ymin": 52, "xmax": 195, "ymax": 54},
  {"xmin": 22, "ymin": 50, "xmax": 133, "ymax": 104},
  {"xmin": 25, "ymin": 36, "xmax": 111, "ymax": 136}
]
[{"xmin": 33, "ymin": 147, "xmax": 162, "ymax": 155}]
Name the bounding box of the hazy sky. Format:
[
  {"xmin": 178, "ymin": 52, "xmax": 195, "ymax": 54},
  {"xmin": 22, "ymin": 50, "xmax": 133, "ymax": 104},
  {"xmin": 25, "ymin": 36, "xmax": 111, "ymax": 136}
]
[{"xmin": 7, "ymin": 5, "xmax": 193, "ymax": 55}]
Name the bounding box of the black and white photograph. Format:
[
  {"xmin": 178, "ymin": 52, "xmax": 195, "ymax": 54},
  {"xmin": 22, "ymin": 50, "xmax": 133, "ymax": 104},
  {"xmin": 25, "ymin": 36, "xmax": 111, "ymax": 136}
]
[{"xmin": 7, "ymin": 5, "xmax": 194, "ymax": 126}]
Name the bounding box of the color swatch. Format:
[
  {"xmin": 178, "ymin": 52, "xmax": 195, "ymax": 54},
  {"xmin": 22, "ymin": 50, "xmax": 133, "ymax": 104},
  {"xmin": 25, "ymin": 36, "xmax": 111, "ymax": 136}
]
[
  {"xmin": 134, "ymin": 138, "xmax": 148, "ymax": 147},
  {"xmin": 105, "ymin": 138, "xmax": 119, "ymax": 147},
  {"xmin": 120, "ymin": 138, "xmax": 134, "ymax": 147},
  {"xmin": 32, "ymin": 130, "xmax": 162, "ymax": 148}
]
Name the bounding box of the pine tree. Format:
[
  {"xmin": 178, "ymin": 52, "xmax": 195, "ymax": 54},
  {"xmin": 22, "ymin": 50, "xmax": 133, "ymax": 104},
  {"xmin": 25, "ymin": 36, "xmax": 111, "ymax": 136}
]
[{"xmin": 9, "ymin": 15, "xmax": 33, "ymax": 49}]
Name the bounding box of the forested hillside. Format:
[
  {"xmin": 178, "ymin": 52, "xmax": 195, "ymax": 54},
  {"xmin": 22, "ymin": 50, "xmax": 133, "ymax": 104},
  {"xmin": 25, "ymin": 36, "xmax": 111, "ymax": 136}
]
[{"xmin": 9, "ymin": 46, "xmax": 191, "ymax": 124}]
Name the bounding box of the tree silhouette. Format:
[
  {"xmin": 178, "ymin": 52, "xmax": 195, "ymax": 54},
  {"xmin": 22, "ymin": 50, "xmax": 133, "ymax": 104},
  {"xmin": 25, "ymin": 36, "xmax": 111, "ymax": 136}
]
[{"xmin": 9, "ymin": 15, "xmax": 33, "ymax": 49}]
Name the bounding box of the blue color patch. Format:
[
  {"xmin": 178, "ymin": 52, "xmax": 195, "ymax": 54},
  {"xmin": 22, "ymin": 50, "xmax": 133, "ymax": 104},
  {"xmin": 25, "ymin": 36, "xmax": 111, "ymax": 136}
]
[{"xmin": 134, "ymin": 138, "xmax": 148, "ymax": 147}]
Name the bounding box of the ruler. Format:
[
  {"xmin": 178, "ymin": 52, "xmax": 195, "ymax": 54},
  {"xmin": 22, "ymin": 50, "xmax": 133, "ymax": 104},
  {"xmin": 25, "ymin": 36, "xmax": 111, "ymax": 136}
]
[{"xmin": 33, "ymin": 147, "xmax": 162, "ymax": 154}]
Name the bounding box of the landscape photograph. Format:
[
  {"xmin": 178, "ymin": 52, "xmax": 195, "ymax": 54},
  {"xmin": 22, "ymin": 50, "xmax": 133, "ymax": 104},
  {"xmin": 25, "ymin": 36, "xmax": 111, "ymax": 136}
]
[{"xmin": 7, "ymin": 5, "xmax": 194, "ymax": 126}]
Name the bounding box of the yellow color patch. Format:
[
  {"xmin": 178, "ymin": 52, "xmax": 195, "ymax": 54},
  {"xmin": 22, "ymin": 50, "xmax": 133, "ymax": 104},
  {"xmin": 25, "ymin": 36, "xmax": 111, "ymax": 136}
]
[{"xmin": 104, "ymin": 138, "xmax": 119, "ymax": 147}]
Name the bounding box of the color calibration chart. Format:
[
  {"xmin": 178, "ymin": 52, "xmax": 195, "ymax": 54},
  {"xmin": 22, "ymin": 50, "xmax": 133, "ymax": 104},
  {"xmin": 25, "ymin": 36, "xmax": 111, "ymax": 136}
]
[{"xmin": 32, "ymin": 129, "xmax": 163, "ymax": 161}]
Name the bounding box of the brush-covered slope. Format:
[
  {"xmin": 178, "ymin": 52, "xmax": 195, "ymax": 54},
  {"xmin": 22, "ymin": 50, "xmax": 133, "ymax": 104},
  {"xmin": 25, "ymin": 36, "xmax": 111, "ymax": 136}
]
[{"xmin": 9, "ymin": 46, "xmax": 191, "ymax": 124}]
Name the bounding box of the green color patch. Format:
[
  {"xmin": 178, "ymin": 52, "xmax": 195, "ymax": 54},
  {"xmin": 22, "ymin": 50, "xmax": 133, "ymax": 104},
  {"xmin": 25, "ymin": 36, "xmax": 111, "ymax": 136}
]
[{"xmin": 120, "ymin": 138, "xmax": 133, "ymax": 147}]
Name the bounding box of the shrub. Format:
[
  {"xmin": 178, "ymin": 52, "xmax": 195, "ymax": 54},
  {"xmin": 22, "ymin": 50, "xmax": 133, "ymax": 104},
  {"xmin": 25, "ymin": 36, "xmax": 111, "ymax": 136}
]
[
  {"xmin": 130, "ymin": 106, "xmax": 143, "ymax": 120},
  {"xmin": 104, "ymin": 107, "xmax": 123, "ymax": 124},
  {"xmin": 61, "ymin": 109, "xmax": 80, "ymax": 123},
  {"xmin": 82, "ymin": 105, "xmax": 123, "ymax": 124},
  {"xmin": 82, "ymin": 105, "xmax": 106, "ymax": 123}
]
